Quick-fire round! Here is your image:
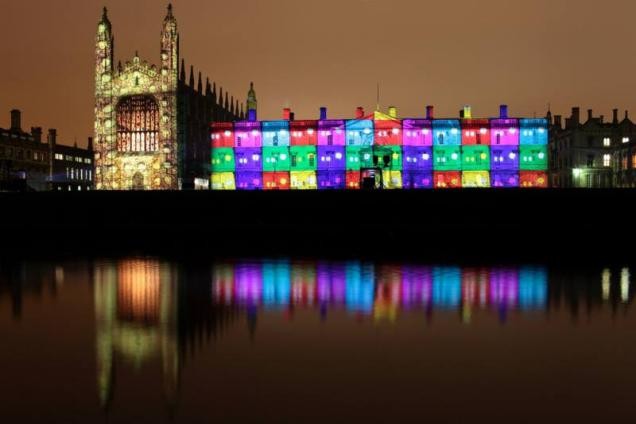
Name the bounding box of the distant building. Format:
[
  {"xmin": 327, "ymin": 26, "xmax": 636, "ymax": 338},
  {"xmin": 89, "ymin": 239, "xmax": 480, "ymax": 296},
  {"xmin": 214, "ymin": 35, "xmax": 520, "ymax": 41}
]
[
  {"xmin": 50, "ymin": 134, "xmax": 95, "ymax": 191},
  {"xmin": 549, "ymin": 107, "xmax": 636, "ymax": 188},
  {"xmin": 94, "ymin": 5, "xmax": 246, "ymax": 191},
  {"xmin": 0, "ymin": 109, "xmax": 94, "ymax": 191},
  {"xmin": 0, "ymin": 110, "xmax": 49, "ymax": 191}
]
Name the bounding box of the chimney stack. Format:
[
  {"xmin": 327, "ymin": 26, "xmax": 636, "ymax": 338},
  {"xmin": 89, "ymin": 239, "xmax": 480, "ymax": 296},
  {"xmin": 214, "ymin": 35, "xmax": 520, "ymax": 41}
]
[
  {"xmin": 587, "ymin": 109, "xmax": 593, "ymax": 121},
  {"xmin": 459, "ymin": 109, "xmax": 465, "ymax": 119},
  {"xmin": 499, "ymin": 105, "xmax": 508, "ymax": 119},
  {"xmin": 613, "ymin": 109, "xmax": 619, "ymax": 124},
  {"xmin": 290, "ymin": 112, "xmax": 295, "ymax": 121},
  {"xmin": 320, "ymin": 107, "xmax": 327, "ymax": 120},
  {"xmin": 283, "ymin": 108, "xmax": 291, "ymax": 120},
  {"xmin": 571, "ymin": 107, "xmax": 580, "ymax": 125},
  {"xmin": 47, "ymin": 129, "xmax": 57, "ymax": 146},
  {"xmin": 31, "ymin": 127, "xmax": 42, "ymax": 143},
  {"xmin": 426, "ymin": 105, "xmax": 434, "ymax": 120},
  {"xmin": 10, "ymin": 109, "xmax": 21, "ymax": 131},
  {"xmin": 355, "ymin": 107, "xmax": 364, "ymax": 119},
  {"xmin": 87, "ymin": 137, "xmax": 94, "ymax": 151},
  {"xmin": 388, "ymin": 106, "xmax": 398, "ymax": 119}
]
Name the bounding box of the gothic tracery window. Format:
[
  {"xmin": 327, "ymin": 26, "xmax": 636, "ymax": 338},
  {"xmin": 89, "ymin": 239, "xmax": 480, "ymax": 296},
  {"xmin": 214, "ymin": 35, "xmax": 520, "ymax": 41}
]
[{"xmin": 116, "ymin": 96, "xmax": 160, "ymax": 153}]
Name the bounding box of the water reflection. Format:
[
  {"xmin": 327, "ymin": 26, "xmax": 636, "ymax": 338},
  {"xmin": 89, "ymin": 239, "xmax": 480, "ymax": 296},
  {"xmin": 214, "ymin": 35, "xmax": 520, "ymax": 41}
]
[
  {"xmin": 213, "ymin": 262, "xmax": 549, "ymax": 323},
  {"xmin": 0, "ymin": 259, "xmax": 634, "ymax": 420}
]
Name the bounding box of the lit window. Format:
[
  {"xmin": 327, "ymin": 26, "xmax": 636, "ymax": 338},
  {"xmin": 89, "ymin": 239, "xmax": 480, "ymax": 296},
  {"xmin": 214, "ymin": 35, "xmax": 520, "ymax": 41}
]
[
  {"xmin": 623, "ymin": 137, "xmax": 630, "ymax": 143},
  {"xmin": 603, "ymin": 137, "xmax": 611, "ymax": 147},
  {"xmin": 603, "ymin": 154, "xmax": 611, "ymax": 167}
]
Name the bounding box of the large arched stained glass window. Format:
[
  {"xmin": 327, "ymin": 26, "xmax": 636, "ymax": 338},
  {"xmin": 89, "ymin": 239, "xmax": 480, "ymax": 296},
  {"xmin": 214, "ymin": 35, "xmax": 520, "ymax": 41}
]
[{"xmin": 116, "ymin": 96, "xmax": 160, "ymax": 152}]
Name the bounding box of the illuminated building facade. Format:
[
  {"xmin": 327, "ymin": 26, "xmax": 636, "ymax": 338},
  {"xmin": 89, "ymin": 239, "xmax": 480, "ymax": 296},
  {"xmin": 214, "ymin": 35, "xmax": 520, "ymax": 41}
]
[
  {"xmin": 94, "ymin": 5, "xmax": 244, "ymax": 190},
  {"xmin": 211, "ymin": 105, "xmax": 549, "ymax": 190},
  {"xmin": 549, "ymin": 107, "xmax": 636, "ymax": 188}
]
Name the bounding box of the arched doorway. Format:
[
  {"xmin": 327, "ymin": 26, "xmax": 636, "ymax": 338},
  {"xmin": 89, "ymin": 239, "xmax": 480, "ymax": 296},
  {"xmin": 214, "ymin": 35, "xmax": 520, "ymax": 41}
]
[{"xmin": 132, "ymin": 172, "xmax": 145, "ymax": 190}]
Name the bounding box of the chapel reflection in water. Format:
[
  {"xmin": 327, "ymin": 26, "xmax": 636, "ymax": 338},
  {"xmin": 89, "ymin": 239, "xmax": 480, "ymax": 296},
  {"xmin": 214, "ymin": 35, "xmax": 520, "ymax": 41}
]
[{"xmin": 1, "ymin": 258, "xmax": 634, "ymax": 414}]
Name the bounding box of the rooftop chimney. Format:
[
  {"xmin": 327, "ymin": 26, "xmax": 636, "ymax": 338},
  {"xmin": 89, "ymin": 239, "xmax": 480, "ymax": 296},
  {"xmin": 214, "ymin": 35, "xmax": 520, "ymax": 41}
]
[
  {"xmin": 248, "ymin": 109, "xmax": 257, "ymax": 122},
  {"xmin": 426, "ymin": 105, "xmax": 434, "ymax": 120},
  {"xmin": 572, "ymin": 107, "xmax": 580, "ymax": 125},
  {"xmin": 499, "ymin": 105, "xmax": 508, "ymax": 119},
  {"xmin": 47, "ymin": 129, "xmax": 57, "ymax": 146},
  {"xmin": 10, "ymin": 109, "xmax": 21, "ymax": 131},
  {"xmin": 355, "ymin": 107, "xmax": 364, "ymax": 119},
  {"xmin": 31, "ymin": 127, "xmax": 42, "ymax": 143},
  {"xmin": 320, "ymin": 107, "xmax": 327, "ymax": 120},
  {"xmin": 459, "ymin": 109, "xmax": 465, "ymax": 119},
  {"xmin": 388, "ymin": 106, "xmax": 398, "ymax": 119},
  {"xmin": 87, "ymin": 137, "xmax": 94, "ymax": 151},
  {"xmin": 290, "ymin": 112, "xmax": 295, "ymax": 121},
  {"xmin": 283, "ymin": 108, "xmax": 291, "ymax": 120},
  {"xmin": 613, "ymin": 109, "xmax": 619, "ymax": 124},
  {"xmin": 587, "ymin": 109, "xmax": 593, "ymax": 121}
]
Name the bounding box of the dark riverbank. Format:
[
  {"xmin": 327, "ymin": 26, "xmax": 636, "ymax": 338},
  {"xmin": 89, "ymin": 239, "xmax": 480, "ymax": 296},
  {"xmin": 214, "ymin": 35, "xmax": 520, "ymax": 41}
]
[{"xmin": 0, "ymin": 189, "xmax": 632, "ymax": 264}]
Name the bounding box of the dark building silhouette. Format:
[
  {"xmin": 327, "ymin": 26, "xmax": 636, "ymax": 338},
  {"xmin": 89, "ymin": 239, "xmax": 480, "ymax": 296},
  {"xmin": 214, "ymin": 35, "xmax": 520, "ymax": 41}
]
[
  {"xmin": 94, "ymin": 4, "xmax": 247, "ymax": 190},
  {"xmin": 0, "ymin": 110, "xmax": 94, "ymax": 191},
  {"xmin": 549, "ymin": 107, "xmax": 636, "ymax": 188}
]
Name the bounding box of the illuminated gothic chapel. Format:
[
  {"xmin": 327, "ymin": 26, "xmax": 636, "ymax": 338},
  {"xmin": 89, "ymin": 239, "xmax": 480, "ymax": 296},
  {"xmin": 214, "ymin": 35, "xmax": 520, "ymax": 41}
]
[{"xmin": 94, "ymin": 5, "xmax": 244, "ymax": 190}]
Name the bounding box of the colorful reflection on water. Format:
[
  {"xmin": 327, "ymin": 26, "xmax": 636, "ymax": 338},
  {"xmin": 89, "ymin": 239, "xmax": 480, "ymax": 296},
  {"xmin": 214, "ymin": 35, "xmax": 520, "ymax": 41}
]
[
  {"xmin": 212, "ymin": 261, "xmax": 548, "ymax": 322},
  {"xmin": 0, "ymin": 259, "xmax": 635, "ymax": 422}
]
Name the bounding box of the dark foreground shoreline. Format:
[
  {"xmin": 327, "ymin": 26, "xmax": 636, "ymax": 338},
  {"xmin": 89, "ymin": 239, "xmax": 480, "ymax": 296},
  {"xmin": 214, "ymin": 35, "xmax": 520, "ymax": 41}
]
[{"xmin": 0, "ymin": 189, "xmax": 632, "ymax": 264}]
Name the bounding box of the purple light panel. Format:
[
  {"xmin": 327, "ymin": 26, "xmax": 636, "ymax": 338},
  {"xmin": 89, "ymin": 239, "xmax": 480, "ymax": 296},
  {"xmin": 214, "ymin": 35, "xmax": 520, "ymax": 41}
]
[
  {"xmin": 317, "ymin": 146, "xmax": 346, "ymax": 171},
  {"xmin": 236, "ymin": 171, "xmax": 263, "ymax": 190},
  {"xmin": 318, "ymin": 120, "xmax": 346, "ymax": 146},
  {"xmin": 402, "ymin": 119, "xmax": 433, "ymax": 146}
]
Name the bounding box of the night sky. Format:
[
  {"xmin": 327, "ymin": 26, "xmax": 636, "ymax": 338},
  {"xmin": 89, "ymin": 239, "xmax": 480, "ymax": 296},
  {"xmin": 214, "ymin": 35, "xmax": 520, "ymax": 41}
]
[{"xmin": 1, "ymin": 0, "xmax": 635, "ymax": 147}]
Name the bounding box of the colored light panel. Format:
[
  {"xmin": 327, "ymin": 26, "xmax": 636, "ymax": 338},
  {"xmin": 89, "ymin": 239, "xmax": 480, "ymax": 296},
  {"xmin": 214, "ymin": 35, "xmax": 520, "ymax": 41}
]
[
  {"xmin": 290, "ymin": 146, "xmax": 317, "ymax": 171},
  {"xmin": 432, "ymin": 120, "xmax": 461, "ymax": 146},
  {"xmin": 263, "ymin": 146, "xmax": 291, "ymax": 171},
  {"xmin": 317, "ymin": 170, "xmax": 346, "ymax": 189},
  {"xmin": 346, "ymin": 119, "xmax": 374, "ymax": 146},
  {"xmin": 211, "ymin": 147, "xmax": 235, "ymax": 172},
  {"xmin": 263, "ymin": 171, "xmax": 290, "ymax": 190},
  {"xmin": 290, "ymin": 171, "xmax": 318, "ymax": 190},
  {"xmin": 490, "ymin": 119, "xmax": 520, "ymax": 145},
  {"xmin": 462, "ymin": 171, "xmax": 491, "ymax": 188},
  {"xmin": 290, "ymin": 120, "xmax": 318, "ymax": 146},
  {"xmin": 434, "ymin": 171, "xmax": 462, "ymax": 188},
  {"xmin": 317, "ymin": 146, "xmax": 346, "ymax": 171},
  {"xmin": 461, "ymin": 145, "xmax": 490, "ymax": 171},
  {"xmin": 461, "ymin": 119, "xmax": 490, "ymax": 145},
  {"xmin": 211, "ymin": 172, "xmax": 236, "ymax": 190},
  {"xmin": 236, "ymin": 171, "xmax": 263, "ymax": 190},
  {"xmin": 211, "ymin": 122, "xmax": 234, "ymax": 148},
  {"xmin": 234, "ymin": 147, "xmax": 262, "ymax": 172},
  {"xmin": 402, "ymin": 171, "xmax": 433, "ymax": 189},
  {"xmin": 520, "ymin": 171, "xmax": 548, "ymax": 188},
  {"xmin": 318, "ymin": 120, "xmax": 346, "ymax": 146},
  {"xmin": 403, "ymin": 146, "xmax": 433, "ymax": 171},
  {"xmin": 491, "ymin": 171, "xmax": 519, "ymax": 188},
  {"xmin": 402, "ymin": 119, "xmax": 433, "ymax": 146},
  {"xmin": 433, "ymin": 146, "xmax": 462, "ymax": 171},
  {"xmin": 520, "ymin": 145, "xmax": 548, "ymax": 171},
  {"xmin": 262, "ymin": 120, "xmax": 290, "ymax": 147},
  {"xmin": 491, "ymin": 146, "xmax": 520, "ymax": 171},
  {"xmin": 519, "ymin": 119, "xmax": 548, "ymax": 145},
  {"xmin": 234, "ymin": 121, "xmax": 262, "ymax": 148}
]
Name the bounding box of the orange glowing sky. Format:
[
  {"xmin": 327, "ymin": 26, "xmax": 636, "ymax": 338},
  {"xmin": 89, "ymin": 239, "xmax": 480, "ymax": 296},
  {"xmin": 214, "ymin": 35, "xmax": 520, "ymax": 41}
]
[{"xmin": 1, "ymin": 0, "xmax": 636, "ymax": 147}]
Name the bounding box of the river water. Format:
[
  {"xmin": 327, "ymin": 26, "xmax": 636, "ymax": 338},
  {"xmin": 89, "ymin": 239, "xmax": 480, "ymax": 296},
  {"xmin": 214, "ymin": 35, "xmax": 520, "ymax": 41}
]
[{"xmin": 1, "ymin": 258, "xmax": 634, "ymax": 422}]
